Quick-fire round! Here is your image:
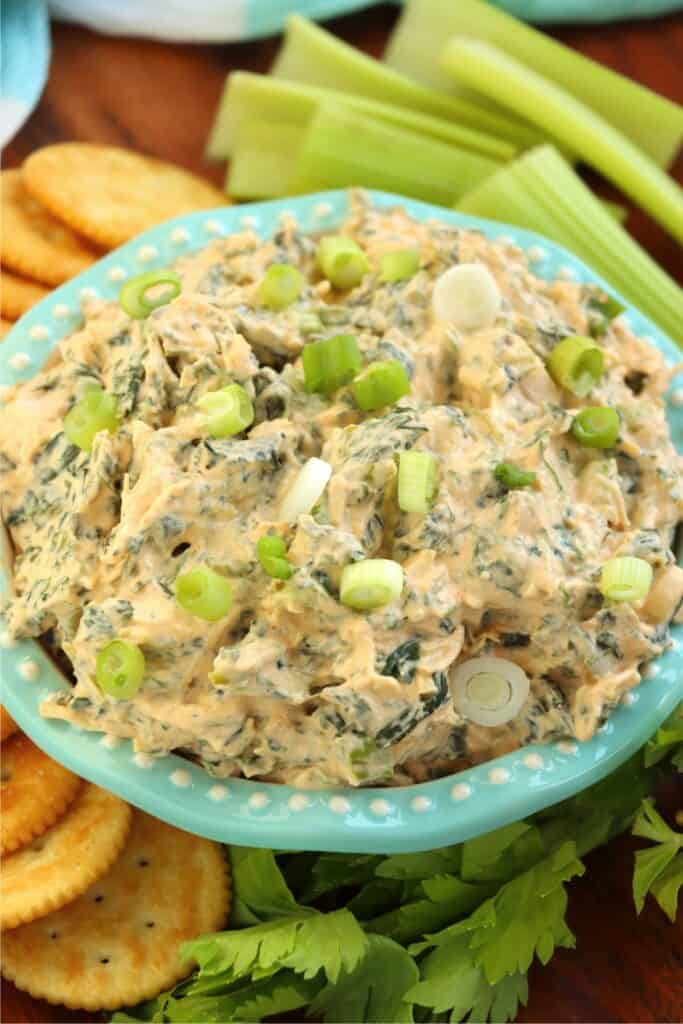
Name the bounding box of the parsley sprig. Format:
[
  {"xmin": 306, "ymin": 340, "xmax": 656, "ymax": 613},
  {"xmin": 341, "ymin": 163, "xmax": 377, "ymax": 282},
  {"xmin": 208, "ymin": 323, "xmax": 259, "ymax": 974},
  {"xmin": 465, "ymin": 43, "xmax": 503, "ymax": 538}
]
[{"xmin": 115, "ymin": 705, "xmax": 681, "ymax": 1024}]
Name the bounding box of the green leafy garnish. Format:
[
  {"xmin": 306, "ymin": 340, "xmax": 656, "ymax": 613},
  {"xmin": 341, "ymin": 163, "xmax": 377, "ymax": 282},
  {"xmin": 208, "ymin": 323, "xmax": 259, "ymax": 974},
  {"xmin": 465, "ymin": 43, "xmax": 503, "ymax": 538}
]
[{"xmin": 632, "ymin": 799, "xmax": 683, "ymax": 922}]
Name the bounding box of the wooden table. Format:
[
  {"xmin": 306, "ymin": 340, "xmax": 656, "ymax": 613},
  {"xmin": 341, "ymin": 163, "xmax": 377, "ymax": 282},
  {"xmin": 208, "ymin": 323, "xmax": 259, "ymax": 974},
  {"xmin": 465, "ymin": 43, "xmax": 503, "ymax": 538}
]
[{"xmin": 3, "ymin": 6, "xmax": 683, "ymax": 1022}]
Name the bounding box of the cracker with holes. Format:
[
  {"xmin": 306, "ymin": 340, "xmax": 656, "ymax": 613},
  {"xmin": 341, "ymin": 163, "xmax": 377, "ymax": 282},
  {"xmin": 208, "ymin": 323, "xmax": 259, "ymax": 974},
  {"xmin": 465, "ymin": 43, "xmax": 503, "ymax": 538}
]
[
  {"xmin": 22, "ymin": 144, "xmax": 227, "ymax": 249},
  {"xmin": 1, "ymin": 170, "xmax": 99, "ymax": 286},
  {"xmin": 0, "ymin": 734, "xmax": 81, "ymax": 855},
  {"xmin": 0, "ymin": 705, "xmax": 18, "ymax": 741},
  {"xmin": 1, "ymin": 809, "xmax": 231, "ymax": 1009},
  {"xmin": 1, "ymin": 267, "xmax": 49, "ymax": 320},
  {"xmin": 1, "ymin": 781, "xmax": 131, "ymax": 929}
]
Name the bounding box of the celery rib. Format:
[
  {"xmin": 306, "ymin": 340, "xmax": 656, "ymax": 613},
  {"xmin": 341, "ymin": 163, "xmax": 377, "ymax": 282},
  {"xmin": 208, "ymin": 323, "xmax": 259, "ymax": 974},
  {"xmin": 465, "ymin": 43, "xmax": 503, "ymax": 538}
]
[
  {"xmin": 456, "ymin": 146, "xmax": 683, "ymax": 347},
  {"xmin": 208, "ymin": 71, "xmax": 516, "ymax": 164},
  {"xmin": 290, "ymin": 103, "xmax": 499, "ymax": 208},
  {"xmin": 385, "ymin": 0, "xmax": 683, "ymax": 169},
  {"xmin": 272, "ymin": 14, "xmax": 542, "ymax": 151},
  {"xmin": 441, "ymin": 39, "xmax": 683, "ymax": 246}
]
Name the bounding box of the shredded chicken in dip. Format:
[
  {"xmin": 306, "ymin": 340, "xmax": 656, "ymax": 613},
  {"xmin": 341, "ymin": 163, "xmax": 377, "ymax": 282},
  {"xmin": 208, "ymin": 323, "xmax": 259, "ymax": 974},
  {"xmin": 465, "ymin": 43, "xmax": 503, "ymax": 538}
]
[{"xmin": 1, "ymin": 192, "xmax": 681, "ymax": 787}]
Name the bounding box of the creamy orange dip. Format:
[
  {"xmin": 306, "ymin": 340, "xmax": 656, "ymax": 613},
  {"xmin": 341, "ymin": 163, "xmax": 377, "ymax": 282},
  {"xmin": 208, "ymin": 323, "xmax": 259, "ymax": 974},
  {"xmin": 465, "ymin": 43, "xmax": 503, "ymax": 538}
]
[{"xmin": 1, "ymin": 192, "xmax": 681, "ymax": 787}]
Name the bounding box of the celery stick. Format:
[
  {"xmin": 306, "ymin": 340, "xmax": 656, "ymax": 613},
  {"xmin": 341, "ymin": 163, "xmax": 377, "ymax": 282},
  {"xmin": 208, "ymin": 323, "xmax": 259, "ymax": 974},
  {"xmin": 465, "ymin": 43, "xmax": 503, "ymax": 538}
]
[
  {"xmin": 385, "ymin": 0, "xmax": 683, "ymax": 169},
  {"xmin": 271, "ymin": 15, "xmax": 542, "ymax": 152},
  {"xmin": 227, "ymin": 120, "xmax": 304, "ymax": 199},
  {"xmin": 441, "ymin": 39, "xmax": 683, "ymax": 246},
  {"xmin": 601, "ymin": 201, "xmax": 628, "ymax": 225},
  {"xmin": 456, "ymin": 146, "xmax": 683, "ymax": 347},
  {"xmin": 289, "ymin": 102, "xmax": 499, "ymax": 208},
  {"xmin": 207, "ymin": 71, "xmax": 516, "ymax": 163}
]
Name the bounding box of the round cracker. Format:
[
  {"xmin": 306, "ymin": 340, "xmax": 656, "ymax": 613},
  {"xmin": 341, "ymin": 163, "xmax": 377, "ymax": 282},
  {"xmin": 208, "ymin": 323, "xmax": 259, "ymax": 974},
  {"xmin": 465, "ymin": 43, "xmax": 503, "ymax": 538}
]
[
  {"xmin": 2, "ymin": 809, "xmax": 231, "ymax": 1010},
  {"xmin": 0, "ymin": 705, "xmax": 19, "ymax": 741},
  {"xmin": 0, "ymin": 733, "xmax": 81, "ymax": 855},
  {"xmin": 0, "ymin": 318, "xmax": 13, "ymax": 338},
  {"xmin": 1, "ymin": 782, "xmax": 131, "ymax": 930},
  {"xmin": 1, "ymin": 267, "xmax": 49, "ymax": 320},
  {"xmin": 22, "ymin": 144, "xmax": 227, "ymax": 249},
  {"xmin": 1, "ymin": 170, "xmax": 99, "ymax": 286}
]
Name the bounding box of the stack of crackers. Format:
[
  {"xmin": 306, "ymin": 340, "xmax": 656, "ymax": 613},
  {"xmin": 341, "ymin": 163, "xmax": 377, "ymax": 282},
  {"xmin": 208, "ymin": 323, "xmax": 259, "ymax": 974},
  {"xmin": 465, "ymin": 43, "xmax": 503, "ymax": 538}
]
[
  {"xmin": 0, "ymin": 707, "xmax": 231, "ymax": 1012},
  {"xmin": 1, "ymin": 143, "xmax": 227, "ymax": 337}
]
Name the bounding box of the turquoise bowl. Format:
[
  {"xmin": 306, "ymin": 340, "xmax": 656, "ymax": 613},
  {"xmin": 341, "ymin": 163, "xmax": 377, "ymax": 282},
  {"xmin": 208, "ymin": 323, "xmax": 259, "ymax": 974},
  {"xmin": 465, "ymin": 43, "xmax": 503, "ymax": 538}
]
[{"xmin": 1, "ymin": 190, "xmax": 681, "ymax": 853}]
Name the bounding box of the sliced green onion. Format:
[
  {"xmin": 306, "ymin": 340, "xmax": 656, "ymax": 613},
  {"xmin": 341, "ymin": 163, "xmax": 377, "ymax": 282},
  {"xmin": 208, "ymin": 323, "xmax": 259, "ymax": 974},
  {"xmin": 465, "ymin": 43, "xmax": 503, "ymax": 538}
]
[
  {"xmin": 547, "ymin": 335, "xmax": 605, "ymax": 397},
  {"xmin": 197, "ymin": 384, "xmax": 254, "ymax": 438},
  {"xmin": 571, "ymin": 407, "xmax": 619, "ymax": 449},
  {"xmin": 279, "ymin": 457, "xmax": 332, "ymax": 523},
  {"xmin": 494, "ymin": 462, "xmax": 536, "ymax": 490},
  {"xmin": 353, "ymin": 360, "xmax": 410, "ymax": 412},
  {"xmin": 599, "ymin": 556, "xmax": 653, "ymax": 603},
  {"xmin": 256, "ymin": 263, "xmax": 304, "ymax": 310},
  {"xmin": 64, "ymin": 387, "xmax": 118, "ymax": 453},
  {"xmin": 119, "ymin": 269, "xmax": 182, "ymax": 319},
  {"xmin": 588, "ymin": 292, "xmax": 626, "ymax": 338},
  {"xmin": 451, "ymin": 656, "xmax": 530, "ymax": 727},
  {"xmin": 350, "ymin": 740, "xmax": 393, "ymax": 782},
  {"xmin": 398, "ymin": 450, "xmax": 437, "ymax": 513},
  {"xmin": 96, "ymin": 640, "xmax": 145, "ymax": 700},
  {"xmin": 257, "ymin": 535, "xmax": 293, "ymax": 580},
  {"xmin": 340, "ymin": 559, "xmax": 404, "ymax": 611},
  {"xmin": 431, "ymin": 264, "xmax": 501, "ymax": 332},
  {"xmin": 302, "ymin": 334, "xmax": 361, "ymax": 395},
  {"xmin": 174, "ymin": 566, "xmax": 233, "ymax": 621},
  {"xmin": 381, "ymin": 249, "xmax": 420, "ymax": 283},
  {"xmin": 317, "ymin": 235, "xmax": 369, "ymax": 290}
]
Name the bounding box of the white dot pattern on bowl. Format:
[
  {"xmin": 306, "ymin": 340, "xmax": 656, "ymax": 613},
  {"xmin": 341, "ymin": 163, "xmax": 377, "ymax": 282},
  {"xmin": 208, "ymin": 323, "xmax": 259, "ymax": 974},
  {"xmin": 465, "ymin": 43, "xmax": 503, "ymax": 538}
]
[
  {"xmin": 29, "ymin": 325, "xmax": 50, "ymax": 341},
  {"xmin": 489, "ymin": 767, "xmax": 510, "ymax": 785},
  {"xmin": 18, "ymin": 659, "xmax": 40, "ymax": 681},
  {"xmin": 278, "ymin": 209, "xmax": 297, "ymax": 224},
  {"xmin": 556, "ymin": 740, "xmax": 579, "ymax": 755},
  {"xmin": 170, "ymin": 228, "xmax": 190, "ymax": 244},
  {"xmin": 559, "ymin": 265, "xmax": 577, "ymax": 280},
  {"xmin": 411, "ymin": 795, "xmax": 432, "ymax": 812},
  {"xmin": 523, "ymin": 753, "xmax": 544, "ymax": 770},
  {"xmin": 79, "ymin": 287, "xmax": 98, "ymax": 301},
  {"xmin": 370, "ymin": 798, "xmax": 392, "ymax": 816},
  {"xmin": 100, "ymin": 734, "xmax": 122, "ymax": 749},
  {"xmin": 10, "ymin": 353, "xmax": 30, "ymax": 371},
  {"xmin": 329, "ymin": 796, "xmax": 351, "ymax": 814},
  {"xmin": 0, "ymin": 629, "xmax": 16, "ymax": 649},
  {"xmin": 170, "ymin": 769, "xmax": 192, "ymax": 788},
  {"xmin": 528, "ymin": 246, "xmax": 547, "ymax": 262},
  {"xmin": 53, "ymin": 304, "xmax": 71, "ymax": 319},
  {"xmin": 134, "ymin": 752, "xmax": 155, "ymax": 768},
  {"xmin": 289, "ymin": 793, "xmax": 310, "ymax": 812},
  {"xmin": 208, "ymin": 784, "xmax": 229, "ymax": 802},
  {"xmin": 204, "ymin": 219, "xmax": 223, "ymax": 235},
  {"xmin": 240, "ymin": 215, "xmax": 258, "ymax": 230},
  {"xmin": 622, "ymin": 692, "xmax": 638, "ymax": 706},
  {"xmin": 642, "ymin": 663, "xmax": 660, "ymax": 678},
  {"xmin": 108, "ymin": 266, "xmax": 127, "ymax": 282},
  {"xmin": 313, "ymin": 202, "xmax": 333, "ymax": 218},
  {"xmin": 451, "ymin": 782, "xmax": 471, "ymax": 801},
  {"xmin": 249, "ymin": 792, "xmax": 270, "ymax": 809},
  {"xmin": 670, "ymin": 389, "xmax": 683, "ymax": 408},
  {"xmin": 497, "ymin": 233, "xmax": 515, "ymax": 246},
  {"xmin": 137, "ymin": 245, "xmax": 158, "ymax": 263}
]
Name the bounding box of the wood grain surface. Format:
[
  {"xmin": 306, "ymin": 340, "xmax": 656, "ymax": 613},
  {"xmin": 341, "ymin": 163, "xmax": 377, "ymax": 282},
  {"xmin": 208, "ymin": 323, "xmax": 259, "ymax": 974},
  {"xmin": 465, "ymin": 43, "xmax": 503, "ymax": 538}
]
[{"xmin": 2, "ymin": 5, "xmax": 682, "ymax": 1022}]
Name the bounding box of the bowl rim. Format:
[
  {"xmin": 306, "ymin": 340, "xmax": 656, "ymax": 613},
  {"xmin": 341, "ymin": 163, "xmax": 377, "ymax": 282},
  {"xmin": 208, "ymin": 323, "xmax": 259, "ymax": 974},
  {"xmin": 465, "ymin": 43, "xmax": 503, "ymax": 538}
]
[{"xmin": 1, "ymin": 188, "xmax": 681, "ymax": 853}]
